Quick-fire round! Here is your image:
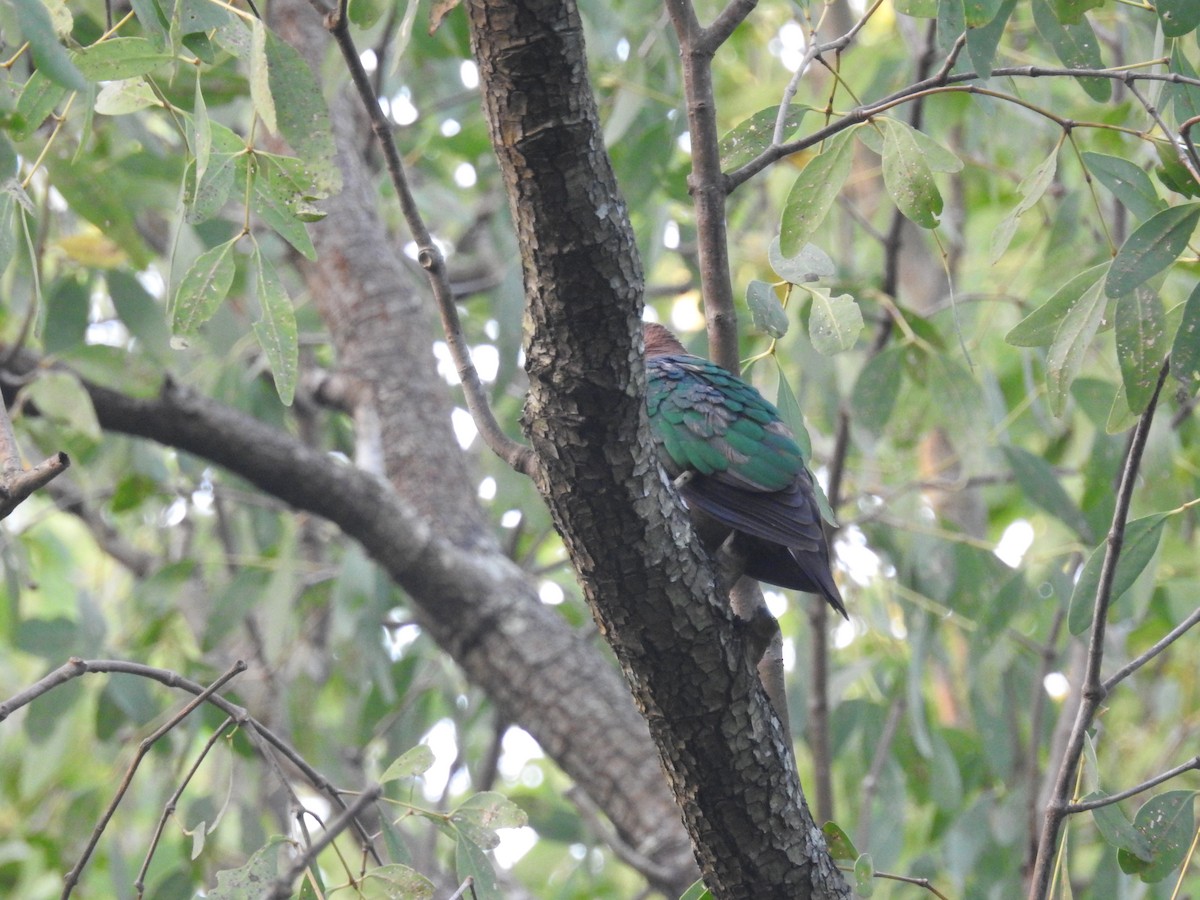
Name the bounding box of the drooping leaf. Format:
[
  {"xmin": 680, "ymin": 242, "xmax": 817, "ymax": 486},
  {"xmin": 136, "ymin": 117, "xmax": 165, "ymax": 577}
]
[
  {"xmin": 252, "ymin": 248, "xmax": 299, "ymax": 406},
  {"xmin": 1166, "ymin": 43, "xmax": 1200, "ymax": 125},
  {"xmin": 450, "ymin": 791, "xmax": 527, "ymax": 851},
  {"xmin": 1169, "ymin": 282, "xmax": 1200, "ymax": 394},
  {"xmin": 746, "ymin": 280, "xmax": 788, "ymax": 339},
  {"xmin": 773, "ymin": 364, "xmax": 813, "ymax": 463},
  {"xmin": 966, "ymin": 0, "xmax": 1017, "ymax": 78},
  {"xmin": 172, "ymin": 239, "xmax": 237, "ymax": 336},
  {"xmin": 1000, "ymin": 445, "xmax": 1091, "ymax": 541},
  {"xmin": 1081, "ymin": 152, "xmax": 1165, "ymax": 222},
  {"xmin": 780, "ymin": 130, "xmax": 857, "ymax": 256},
  {"xmin": 1045, "ymin": 276, "xmax": 1108, "ymax": 415},
  {"xmin": 1085, "ymin": 792, "xmax": 1153, "ymax": 862},
  {"xmin": 1068, "ymin": 513, "xmax": 1168, "ymax": 635},
  {"xmin": 94, "ymin": 78, "xmax": 159, "ymax": 116},
  {"xmin": 1114, "ymin": 287, "xmax": 1169, "ymax": 414},
  {"xmin": 1031, "ymin": 0, "xmax": 1111, "ymax": 101},
  {"xmin": 990, "ymin": 145, "xmax": 1058, "ymax": 263},
  {"xmin": 880, "ymin": 118, "xmax": 942, "ymax": 229},
  {"xmin": 853, "ymin": 852, "xmax": 876, "ymax": 897},
  {"xmin": 768, "ymin": 237, "xmax": 835, "ymax": 284},
  {"xmin": 807, "ymin": 286, "xmax": 863, "ymax": 355},
  {"xmin": 262, "ymin": 28, "xmax": 340, "ymax": 196},
  {"xmin": 1006, "ymin": 263, "xmax": 1108, "ymax": 347},
  {"xmin": 1117, "ymin": 792, "xmax": 1197, "ymax": 883},
  {"xmin": 850, "ymin": 346, "xmax": 904, "ymax": 436},
  {"xmin": 1051, "ymin": 0, "xmax": 1104, "ymax": 24},
  {"xmin": 12, "ymin": 0, "xmax": 88, "ymax": 90},
  {"xmin": 12, "ymin": 71, "xmax": 68, "ymax": 142},
  {"xmin": 454, "ymin": 832, "xmax": 500, "ymax": 900}
]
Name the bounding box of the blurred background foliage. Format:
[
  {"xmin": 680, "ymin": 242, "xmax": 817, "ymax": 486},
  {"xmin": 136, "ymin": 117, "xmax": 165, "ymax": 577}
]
[{"xmin": 0, "ymin": 0, "xmax": 1198, "ymax": 896}]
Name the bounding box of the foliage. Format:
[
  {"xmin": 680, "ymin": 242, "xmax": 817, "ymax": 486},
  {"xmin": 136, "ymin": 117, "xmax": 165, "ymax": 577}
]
[{"xmin": 0, "ymin": 0, "xmax": 1198, "ymax": 897}]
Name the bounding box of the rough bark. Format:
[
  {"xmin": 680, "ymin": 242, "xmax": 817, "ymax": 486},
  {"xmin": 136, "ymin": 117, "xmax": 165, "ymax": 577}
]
[{"xmin": 466, "ymin": 0, "xmax": 848, "ymax": 894}]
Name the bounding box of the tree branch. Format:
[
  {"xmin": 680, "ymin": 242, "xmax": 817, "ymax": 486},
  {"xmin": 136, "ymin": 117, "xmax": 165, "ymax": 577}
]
[
  {"xmin": 317, "ymin": 0, "xmax": 536, "ymax": 478},
  {"xmin": 1028, "ymin": 362, "xmax": 1170, "ymax": 899},
  {"xmin": 1065, "ymin": 756, "xmax": 1200, "ymax": 814}
]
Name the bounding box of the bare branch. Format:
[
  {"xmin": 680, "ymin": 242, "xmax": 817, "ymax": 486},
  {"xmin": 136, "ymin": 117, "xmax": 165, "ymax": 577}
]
[
  {"xmin": 318, "ymin": 0, "xmax": 537, "ymax": 478},
  {"xmin": 61, "ymin": 661, "xmax": 247, "ymax": 899},
  {"xmin": 267, "ymin": 784, "xmax": 384, "ymax": 900},
  {"xmin": 1065, "ymin": 756, "xmax": 1200, "ymax": 814},
  {"xmin": 1028, "ymin": 361, "xmax": 1171, "ymax": 900},
  {"xmin": 1103, "ymin": 604, "xmax": 1200, "ymax": 694}
]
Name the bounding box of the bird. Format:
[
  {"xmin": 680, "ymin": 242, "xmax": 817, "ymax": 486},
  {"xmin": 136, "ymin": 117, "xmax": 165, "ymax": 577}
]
[{"xmin": 643, "ymin": 321, "xmax": 846, "ymax": 618}]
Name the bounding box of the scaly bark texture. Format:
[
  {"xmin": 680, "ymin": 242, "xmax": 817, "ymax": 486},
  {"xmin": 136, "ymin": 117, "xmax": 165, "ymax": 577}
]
[
  {"xmin": 467, "ymin": 0, "xmax": 849, "ymax": 894},
  {"xmin": 263, "ymin": 4, "xmax": 700, "ymax": 893}
]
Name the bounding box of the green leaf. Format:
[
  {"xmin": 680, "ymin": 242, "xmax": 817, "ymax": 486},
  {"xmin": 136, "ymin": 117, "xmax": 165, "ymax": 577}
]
[
  {"xmin": 966, "ymin": 0, "xmax": 1016, "ymax": 77},
  {"xmin": 1115, "ymin": 287, "xmax": 1169, "ymax": 414},
  {"xmin": 454, "ymin": 832, "xmax": 499, "ymax": 900},
  {"xmin": 73, "ymin": 37, "xmax": 173, "ymax": 81},
  {"xmin": 249, "ymin": 20, "xmax": 277, "ymax": 134},
  {"xmin": 780, "ymin": 130, "xmax": 856, "ymax": 256},
  {"xmin": 962, "ymin": 0, "xmax": 1001, "ymax": 28},
  {"xmin": 450, "ymin": 791, "xmax": 527, "ymax": 852},
  {"xmin": 1068, "ymin": 514, "xmax": 1168, "ymax": 635},
  {"xmin": 12, "ymin": 0, "xmax": 88, "ymax": 90},
  {"xmin": 172, "ymin": 240, "xmax": 237, "ymax": 336},
  {"xmin": 1081, "ymin": 153, "xmax": 1166, "ymax": 222},
  {"xmin": 253, "ymin": 155, "xmax": 320, "ymax": 259},
  {"xmin": 719, "ymin": 106, "xmax": 809, "ymax": 171},
  {"xmin": 1000, "ymin": 446, "xmax": 1091, "ymax": 541},
  {"xmin": 806, "ymin": 286, "xmax": 863, "ymax": 354},
  {"xmin": 1051, "ymin": 0, "xmax": 1104, "ymax": 24},
  {"xmin": 746, "ymin": 280, "xmax": 788, "ymax": 339},
  {"xmin": 208, "ymin": 837, "xmax": 286, "ymax": 898},
  {"xmin": 1006, "ymin": 263, "xmax": 1108, "ymax": 348},
  {"xmin": 768, "ymin": 237, "xmax": 834, "ymax": 284},
  {"xmin": 1167, "ymin": 43, "xmax": 1200, "ymax": 125},
  {"xmin": 1086, "ymin": 792, "xmax": 1153, "ymax": 862},
  {"xmin": 678, "ymin": 880, "xmax": 713, "ymax": 900},
  {"xmin": 94, "ymin": 78, "xmax": 159, "ymax": 115},
  {"xmin": 262, "ymin": 29, "xmax": 340, "ymax": 196},
  {"xmin": 893, "ymin": 0, "xmax": 937, "ymax": 16},
  {"xmin": 184, "ymin": 153, "xmax": 238, "ymax": 224},
  {"xmin": 774, "ymin": 364, "xmax": 813, "ymax": 464},
  {"xmin": 990, "ymin": 146, "xmax": 1058, "ymax": 263},
  {"xmin": 853, "ymin": 852, "xmax": 875, "ymax": 896},
  {"xmin": 850, "ymin": 345, "xmax": 904, "ymax": 435},
  {"xmin": 880, "ymin": 118, "xmax": 942, "ymax": 229},
  {"xmin": 821, "ymin": 821, "xmax": 859, "ymax": 862},
  {"xmin": 12, "ymin": 71, "xmax": 68, "ymax": 142},
  {"xmin": 1157, "ymin": 0, "xmax": 1200, "ymax": 37},
  {"xmin": 1155, "ymin": 141, "xmax": 1200, "ymax": 199},
  {"xmin": 24, "ymin": 371, "xmax": 101, "ymax": 442},
  {"xmin": 359, "ymin": 864, "xmax": 435, "ymax": 899},
  {"xmin": 1031, "ymin": 0, "xmax": 1111, "ymax": 101},
  {"xmin": 1106, "ymin": 204, "xmax": 1200, "ymax": 298},
  {"xmin": 252, "ymin": 249, "xmax": 299, "ymax": 406},
  {"xmin": 380, "ymin": 744, "xmax": 436, "ymax": 783},
  {"xmin": 14, "ymin": 616, "xmax": 77, "ymax": 658},
  {"xmin": 60, "ymin": 345, "xmax": 164, "ymax": 398},
  {"xmin": 1170, "ymin": 282, "xmax": 1200, "ymax": 394},
  {"xmin": 193, "ymin": 74, "xmax": 213, "ymax": 183},
  {"xmin": 1117, "ymin": 791, "xmax": 1197, "ymax": 882},
  {"xmin": 1046, "ymin": 276, "xmax": 1108, "ymax": 415}
]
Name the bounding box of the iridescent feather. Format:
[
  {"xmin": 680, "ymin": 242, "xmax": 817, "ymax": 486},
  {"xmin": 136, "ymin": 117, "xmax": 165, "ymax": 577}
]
[{"xmin": 644, "ymin": 322, "xmax": 846, "ymax": 617}]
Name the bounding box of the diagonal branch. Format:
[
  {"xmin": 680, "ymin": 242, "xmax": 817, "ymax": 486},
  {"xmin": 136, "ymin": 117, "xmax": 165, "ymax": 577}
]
[{"xmin": 1027, "ymin": 361, "xmax": 1171, "ymax": 899}]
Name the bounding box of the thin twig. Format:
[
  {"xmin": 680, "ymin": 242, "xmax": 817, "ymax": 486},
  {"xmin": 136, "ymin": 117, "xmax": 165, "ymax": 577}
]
[
  {"xmin": 0, "ymin": 380, "xmax": 68, "ymax": 518},
  {"xmin": 317, "ymin": 0, "xmax": 536, "ymax": 478},
  {"xmin": 1103, "ymin": 604, "xmax": 1200, "ymax": 693},
  {"xmin": 61, "ymin": 661, "xmax": 247, "ymax": 899},
  {"xmin": 266, "ymin": 784, "xmax": 384, "ymax": 900},
  {"xmin": 134, "ymin": 717, "xmax": 238, "ymax": 897},
  {"xmin": 1028, "ymin": 362, "xmax": 1171, "ymax": 900},
  {"xmin": 1125, "ymin": 78, "xmax": 1200, "ymax": 185},
  {"xmin": 0, "ymin": 658, "xmax": 383, "ymax": 868},
  {"xmin": 447, "ymin": 877, "xmax": 478, "ymax": 900},
  {"xmin": 1065, "ymin": 756, "xmax": 1200, "ymax": 814}
]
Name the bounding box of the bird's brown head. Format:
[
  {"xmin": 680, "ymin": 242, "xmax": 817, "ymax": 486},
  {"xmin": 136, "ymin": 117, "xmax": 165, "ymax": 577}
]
[{"xmin": 643, "ymin": 322, "xmax": 689, "ymax": 358}]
